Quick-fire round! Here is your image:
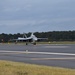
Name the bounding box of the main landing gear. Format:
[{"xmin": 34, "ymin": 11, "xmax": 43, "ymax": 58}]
[{"xmin": 33, "ymin": 42, "xmax": 36, "ymax": 45}]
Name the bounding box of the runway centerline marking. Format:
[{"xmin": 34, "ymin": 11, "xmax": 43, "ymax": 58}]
[{"xmin": 0, "ymin": 50, "xmax": 75, "ymax": 56}]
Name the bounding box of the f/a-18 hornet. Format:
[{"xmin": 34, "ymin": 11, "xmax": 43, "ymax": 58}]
[{"xmin": 12, "ymin": 33, "xmax": 48, "ymax": 45}]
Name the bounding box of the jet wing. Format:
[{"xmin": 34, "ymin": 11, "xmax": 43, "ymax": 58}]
[
  {"xmin": 17, "ymin": 37, "xmax": 31, "ymax": 40},
  {"xmin": 11, "ymin": 37, "xmax": 32, "ymax": 42}
]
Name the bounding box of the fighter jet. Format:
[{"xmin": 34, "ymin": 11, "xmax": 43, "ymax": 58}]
[{"xmin": 12, "ymin": 33, "xmax": 48, "ymax": 45}]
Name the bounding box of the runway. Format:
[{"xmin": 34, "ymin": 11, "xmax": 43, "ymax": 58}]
[{"xmin": 0, "ymin": 43, "xmax": 75, "ymax": 69}]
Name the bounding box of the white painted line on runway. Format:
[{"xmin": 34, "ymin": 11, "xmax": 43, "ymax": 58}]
[
  {"xmin": 44, "ymin": 46, "xmax": 69, "ymax": 48},
  {"xmin": 28, "ymin": 52, "xmax": 75, "ymax": 56},
  {"xmin": 32, "ymin": 57, "xmax": 75, "ymax": 60},
  {"xmin": 0, "ymin": 50, "xmax": 75, "ymax": 56}
]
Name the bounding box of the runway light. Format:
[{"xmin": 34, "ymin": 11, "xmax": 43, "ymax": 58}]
[{"xmin": 26, "ymin": 50, "xmax": 28, "ymax": 54}]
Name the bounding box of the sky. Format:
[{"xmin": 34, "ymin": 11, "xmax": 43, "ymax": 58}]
[{"xmin": 0, "ymin": 0, "xmax": 75, "ymax": 33}]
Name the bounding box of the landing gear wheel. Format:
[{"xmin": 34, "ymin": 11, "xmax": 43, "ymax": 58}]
[
  {"xmin": 33, "ymin": 42, "xmax": 36, "ymax": 45},
  {"xmin": 26, "ymin": 42, "xmax": 28, "ymax": 45}
]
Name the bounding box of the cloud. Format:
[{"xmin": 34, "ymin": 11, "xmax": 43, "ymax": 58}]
[{"xmin": 0, "ymin": 0, "xmax": 75, "ymax": 33}]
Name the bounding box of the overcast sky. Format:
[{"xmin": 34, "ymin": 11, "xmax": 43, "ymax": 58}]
[{"xmin": 0, "ymin": 0, "xmax": 75, "ymax": 33}]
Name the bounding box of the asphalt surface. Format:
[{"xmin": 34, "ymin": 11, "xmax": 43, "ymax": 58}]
[{"xmin": 0, "ymin": 43, "xmax": 75, "ymax": 69}]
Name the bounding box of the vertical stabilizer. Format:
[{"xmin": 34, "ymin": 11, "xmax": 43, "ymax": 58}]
[{"xmin": 23, "ymin": 33, "xmax": 27, "ymax": 38}]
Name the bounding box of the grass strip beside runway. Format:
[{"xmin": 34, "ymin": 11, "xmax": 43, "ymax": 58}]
[{"xmin": 0, "ymin": 60, "xmax": 75, "ymax": 75}]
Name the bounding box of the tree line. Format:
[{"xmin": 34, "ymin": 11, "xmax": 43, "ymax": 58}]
[{"xmin": 0, "ymin": 31, "xmax": 75, "ymax": 42}]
